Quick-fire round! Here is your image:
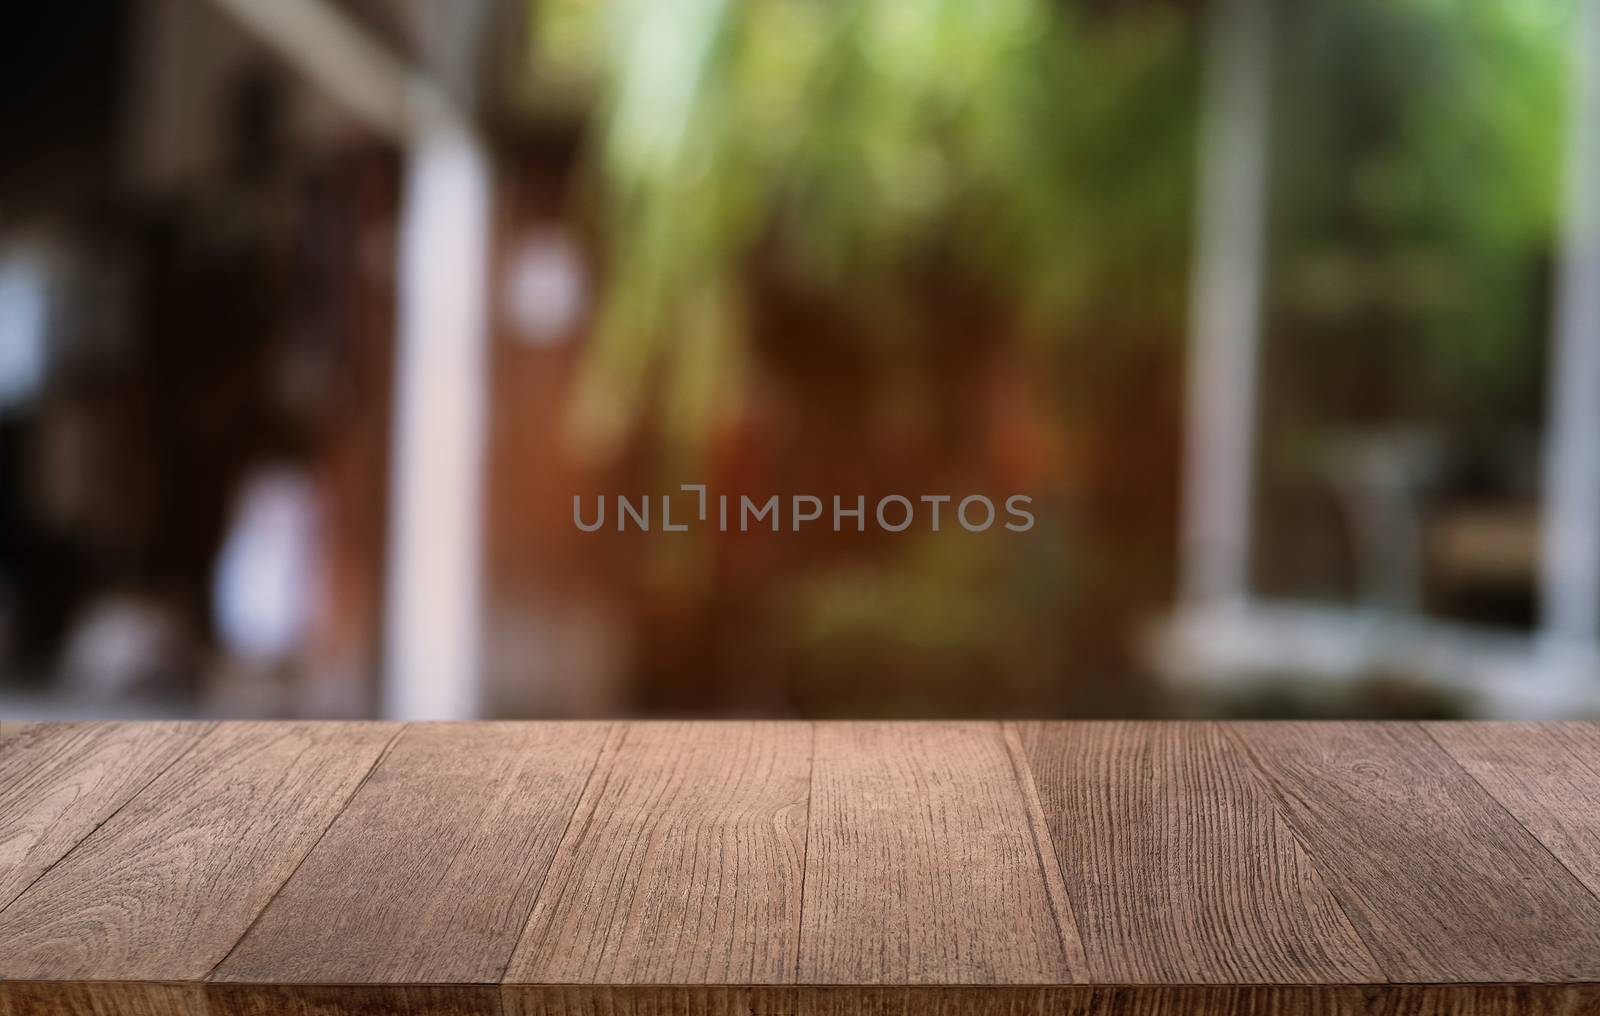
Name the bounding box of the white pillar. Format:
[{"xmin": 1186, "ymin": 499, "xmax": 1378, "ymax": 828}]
[
  {"xmin": 202, "ymin": 0, "xmax": 495, "ymax": 717},
  {"xmin": 202, "ymin": 0, "xmax": 494, "ymax": 717},
  {"xmin": 382, "ymin": 97, "xmax": 492, "ymax": 719},
  {"xmin": 1540, "ymin": 0, "xmax": 1600, "ymax": 653},
  {"xmin": 1180, "ymin": 0, "xmax": 1274, "ymax": 609}
]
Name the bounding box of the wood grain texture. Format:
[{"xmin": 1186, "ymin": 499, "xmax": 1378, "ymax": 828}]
[
  {"xmin": 6, "ymin": 719, "xmax": 1600, "ymax": 1014},
  {"xmin": 1230, "ymin": 722, "xmax": 1600, "ymax": 983},
  {"xmin": 1365, "ymin": 985, "xmax": 1600, "ymax": 1016},
  {"xmin": 207, "ymin": 983, "xmax": 503, "ymax": 1016},
  {"xmin": 1012, "ymin": 722, "xmax": 1381, "ymax": 984},
  {"xmin": 0, "ymin": 982, "xmax": 495, "ymax": 1016},
  {"xmin": 215, "ymin": 722, "xmax": 610, "ymax": 985},
  {"xmin": 502, "ymin": 985, "xmax": 795, "ymax": 1016},
  {"xmin": 504, "ymin": 722, "xmax": 811, "ymax": 984},
  {"xmin": 797, "ymin": 722, "xmax": 1083, "ymax": 985},
  {"xmin": 0, "ymin": 982, "xmax": 209, "ymax": 1016},
  {"xmin": 1426, "ymin": 721, "xmax": 1600, "ymax": 901},
  {"xmin": 501, "ymin": 986, "xmax": 1377, "ymax": 1016},
  {"xmin": 0, "ymin": 722, "xmax": 206, "ymax": 911},
  {"xmin": 0, "ymin": 722, "xmax": 398, "ymax": 981},
  {"xmin": 0, "ymin": 720, "xmax": 39, "ymax": 744},
  {"xmin": 5, "ymin": 983, "xmax": 1596, "ymax": 1016}
]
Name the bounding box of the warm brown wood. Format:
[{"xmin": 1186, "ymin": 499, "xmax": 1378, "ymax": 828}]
[
  {"xmin": 3, "ymin": 983, "xmax": 1594, "ymax": 1016},
  {"xmin": 0, "ymin": 722, "xmax": 397, "ymax": 981},
  {"xmin": 1426, "ymin": 721, "xmax": 1600, "ymax": 902},
  {"xmin": 0, "ymin": 982, "xmax": 496, "ymax": 1016},
  {"xmin": 1365, "ymin": 984, "xmax": 1600, "ymax": 1016},
  {"xmin": 208, "ymin": 983, "xmax": 503, "ymax": 1016},
  {"xmin": 498, "ymin": 985, "xmax": 1395, "ymax": 1015},
  {"xmin": 0, "ymin": 720, "xmax": 39, "ymax": 743},
  {"xmin": 503, "ymin": 722, "xmax": 811, "ymax": 984},
  {"xmin": 0, "ymin": 722, "xmax": 206, "ymax": 912},
  {"xmin": 796, "ymin": 722, "xmax": 1084, "ymax": 985},
  {"xmin": 0, "ymin": 981, "xmax": 210, "ymax": 1016},
  {"xmin": 215, "ymin": 722, "xmax": 611, "ymax": 985},
  {"xmin": 1229, "ymin": 721, "xmax": 1600, "ymax": 983},
  {"xmin": 501, "ymin": 985, "xmax": 791, "ymax": 1016},
  {"xmin": 1012, "ymin": 721, "xmax": 1381, "ymax": 984},
  {"xmin": 5, "ymin": 720, "xmax": 1600, "ymax": 1016}
]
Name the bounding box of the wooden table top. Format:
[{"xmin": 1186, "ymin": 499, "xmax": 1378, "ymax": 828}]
[{"xmin": 1, "ymin": 721, "xmax": 1598, "ymax": 1015}]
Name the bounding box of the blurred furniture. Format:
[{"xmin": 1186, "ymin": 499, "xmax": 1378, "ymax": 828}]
[
  {"xmin": 1155, "ymin": 431, "xmax": 1600, "ymax": 716},
  {"xmin": 4, "ymin": 720, "xmax": 1600, "ymax": 1014},
  {"xmin": 1165, "ymin": 0, "xmax": 1600, "ymax": 716}
]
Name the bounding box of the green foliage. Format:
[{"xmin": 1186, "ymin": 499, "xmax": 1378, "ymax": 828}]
[
  {"xmin": 530, "ymin": 0, "xmax": 1578, "ymax": 447},
  {"xmin": 535, "ymin": 0, "xmax": 1196, "ymax": 453},
  {"xmin": 1271, "ymin": 0, "xmax": 1575, "ymax": 422}
]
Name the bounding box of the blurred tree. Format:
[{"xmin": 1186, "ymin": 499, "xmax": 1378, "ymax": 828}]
[
  {"xmin": 528, "ymin": 0, "xmax": 1197, "ymax": 457},
  {"xmin": 1260, "ymin": 0, "xmax": 1573, "ymax": 614},
  {"xmin": 1271, "ymin": 0, "xmax": 1573, "ymax": 425},
  {"xmin": 513, "ymin": 0, "xmax": 1578, "ymax": 711}
]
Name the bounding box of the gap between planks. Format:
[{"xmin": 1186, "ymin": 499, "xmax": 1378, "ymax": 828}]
[
  {"xmin": 203, "ymin": 722, "xmax": 413, "ymax": 981},
  {"xmin": 0, "ymin": 721, "xmax": 220, "ymax": 920},
  {"xmin": 496, "ymin": 721, "xmax": 627, "ymax": 984},
  {"xmin": 1001, "ymin": 722, "xmax": 1093, "ymax": 976},
  {"xmin": 1422, "ymin": 721, "xmax": 1600, "ymax": 914},
  {"xmin": 8, "ymin": 721, "xmax": 1600, "ymax": 996}
]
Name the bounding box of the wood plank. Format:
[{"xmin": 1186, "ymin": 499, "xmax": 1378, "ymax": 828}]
[
  {"xmin": 214, "ymin": 722, "xmax": 610, "ymax": 985},
  {"xmin": 0, "ymin": 722, "xmax": 206, "ymax": 912},
  {"xmin": 1012, "ymin": 722, "xmax": 1381, "ymax": 984},
  {"xmin": 1230, "ymin": 722, "xmax": 1600, "ymax": 982},
  {"xmin": 4, "ymin": 719, "xmax": 1600, "ymax": 1011},
  {"xmin": 208, "ymin": 983, "xmax": 502, "ymax": 1016},
  {"xmin": 0, "ymin": 982, "xmax": 208, "ymax": 1016},
  {"xmin": 0, "ymin": 722, "xmax": 398, "ymax": 981},
  {"xmin": 503, "ymin": 722, "xmax": 811, "ymax": 984},
  {"xmin": 0, "ymin": 982, "xmax": 496, "ymax": 1016},
  {"xmin": 797, "ymin": 722, "xmax": 1083, "ymax": 985},
  {"xmin": 4, "ymin": 983, "xmax": 1593, "ymax": 1016},
  {"xmin": 1425, "ymin": 722, "xmax": 1600, "ymax": 902},
  {"xmin": 0, "ymin": 720, "xmax": 39, "ymax": 744},
  {"xmin": 501, "ymin": 985, "xmax": 795, "ymax": 1016},
  {"xmin": 1366, "ymin": 985, "xmax": 1600, "ymax": 1016},
  {"xmin": 501, "ymin": 984, "xmax": 1377, "ymax": 1016}
]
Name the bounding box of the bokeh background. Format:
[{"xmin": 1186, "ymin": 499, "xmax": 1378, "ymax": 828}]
[{"xmin": 2, "ymin": 0, "xmax": 1598, "ymax": 721}]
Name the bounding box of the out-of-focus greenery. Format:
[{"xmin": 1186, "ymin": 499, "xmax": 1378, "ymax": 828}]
[
  {"xmin": 530, "ymin": 0, "xmax": 1196, "ymax": 454},
  {"xmin": 527, "ymin": 0, "xmax": 1578, "ymax": 449},
  {"xmin": 1271, "ymin": 0, "xmax": 1575, "ymax": 423},
  {"xmin": 782, "ymin": 525, "xmax": 1077, "ymax": 715},
  {"xmin": 519, "ymin": 0, "xmax": 1583, "ymax": 702}
]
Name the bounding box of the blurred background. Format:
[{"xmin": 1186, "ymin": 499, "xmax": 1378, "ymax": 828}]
[{"xmin": 2, "ymin": 0, "xmax": 1599, "ymax": 722}]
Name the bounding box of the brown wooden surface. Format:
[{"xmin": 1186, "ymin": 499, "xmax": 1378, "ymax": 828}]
[
  {"xmin": 798, "ymin": 722, "xmax": 1085, "ymax": 984},
  {"xmin": 215, "ymin": 722, "xmax": 611, "ymax": 985},
  {"xmin": 0, "ymin": 722, "xmax": 205, "ymax": 912},
  {"xmin": 0, "ymin": 722, "xmax": 396, "ymax": 981},
  {"xmin": 3, "ymin": 720, "xmax": 1600, "ymax": 1016},
  {"xmin": 504, "ymin": 722, "xmax": 811, "ymax": 986},
  {"xmin": 1425, "ymin": 722, "xmax": 1600, "ymax": 903},
  {"xmin": 1229, "ymin": 722, "xmax": 1600, "ymax": 983},
  {"xmin": 1013, "ymin": 722, "xmax": 1380, "ymax": 984}
]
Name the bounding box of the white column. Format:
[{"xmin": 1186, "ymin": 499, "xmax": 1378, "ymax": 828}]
[
  {"xmin": 202, "ymin": 0, "xmax": 495, "ymax": 718},
  {"xmin": 1180, "ymin": 0, "xmax": 1275, "ymax": 609},
  {"xmin": 1540, "ymin": 0, "xmax": 1600, "ymax": 653},
  {"xmin": 383, "ymin": 96, "xmax": 492, "ymax": 719}
]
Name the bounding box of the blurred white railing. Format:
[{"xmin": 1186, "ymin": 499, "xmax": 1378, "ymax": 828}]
[{"xmin": 1166, "ymin": 0, "xmax": 1600, "ymax": 717}]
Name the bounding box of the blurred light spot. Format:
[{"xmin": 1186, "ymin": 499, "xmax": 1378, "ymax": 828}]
[
  {"xmin": 0, "ymin": 256, "xmax": 48, "ymax": 411},
  {"xmin": 504, "ymin": 229, "xmax": 586, "ymax": 347},
  {"xmin": 214, "ymin": 467, "xmax": 321, "ymax": 662}
]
